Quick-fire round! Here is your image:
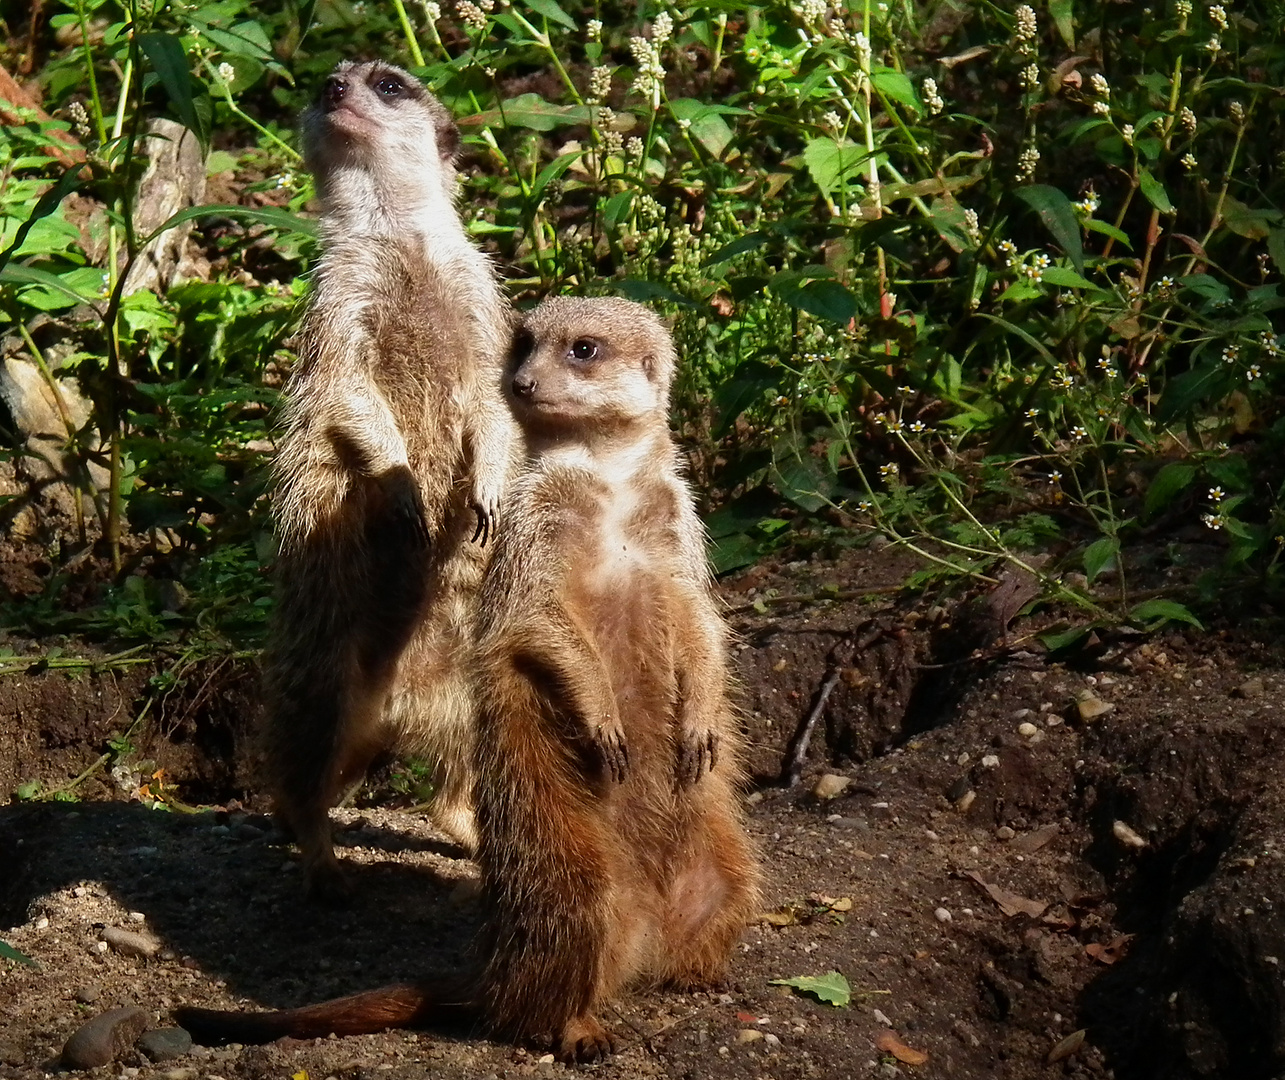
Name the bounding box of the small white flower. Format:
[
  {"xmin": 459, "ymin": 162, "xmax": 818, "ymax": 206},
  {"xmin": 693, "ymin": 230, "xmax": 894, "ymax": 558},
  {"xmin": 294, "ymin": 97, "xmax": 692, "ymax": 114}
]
[
  {"xmin": 1176, "ymin": 0, "xmax": 1193, "ymax": 14},
  {"xmin": 1021, "ymin": 63, "xmax": 1040, "ymax": 91},
  {"xmin": 422, "ymin": 0, "xmax": 442, "ymax": 20},
  {"xmin": 774, "ymin": 395, "xmax": 790, "ymax": 406},
  {"xmin": 909, "ymin": 420, "xmax": 929, "ymax": 433},
  {"xmin": 651, "ymin": 10, "xmax": 674, "ymax": 44},
  {"xmin": 880, "ymin": 462, "xmax": 900, "ymax": 477},
  {"xmin": 626, "ymin": 136, "xmax": 644, "ymax": 160},
  {"xmin": 886, "ymin": 418, "xmax": 905, "ymax": 434},
  {"xmin": 822, "ymin": 109, "xmax": 842, "ymax": 130},
  {"xmin": 1222, "ymin": 344, "xmax": 1240, "ymax": 364},
  {"xmin": 456, "ymin": 0, "xmax": 486, "ymax": 31},
  {"xmin": 1049, "ymin": 470, "xmax": 1063, "ymax": 484},
  {"xmin": 1090, "ymin": 73, "xmax": 1110, "ymax": 96},
  {"xmin": 1022, "ymin": 263, "xmax": 1044, "ymax": 282},
  {"xmin": 1016, "ymin": 145, "xmax": 1040, "ymax": 182},
  {"xmin": 1121, "ymin": 123, "xmax": 1135, "ymax": 145},
  {"xmin": 1071, "ymin": 425, "xmax": 1088, "ymax": 440},
  {"xmin": 963, "ymin": 208, "xmax": 980, "ymax": 239},
  {"xmin": 1206, "ymin": 34, "xmax": 1221, "ymax": 52},
  {"xmin": 1014, "ymin": 4, "xmax": 1038, "ymax": 41},
  {"xmin": 1157, "ymin": 275, "xmax": 1175, "ymax": 290},
  {"xmin": 857, "ymin": 500, "xmax": 873, "ymax": 513},
  {"xmin": 1180, "ymin": 106, "xmax": 1197, "ymax": 133},
  {"xmin": 922, "ymin": 77, "xmax": 944, "ymax": 115},
  {"xmin": 1181, "ymin": 151, "xmax": 1198, "ymax": 170},
  {"xmin": 588, "ymin": 65, "xmax": 611, "ymax": 102},
  {"xmin": 1248, "ymin": 363, "xmax": 1262, "ymax": 381},
  {"xmin": 1209, "ymin": 486, "xmax": 1225, "ymax": 501},
  {"xmin": 1026, "ymin": 408, "xmax": 1039, "ymax": 419},
  {"xmin": 1202, "ymin": 512, "xmax": 1224, "ymax": 530},
  {"xmin": 217, "ymin": 61, "xmax": 236, "ymax": 83},
  {"xmin": 1092, "ymin": 101, "xmax": 1111, "ymax": 116},
  {"xmin": 1208, "ymin": 4, "xmax": 1227, "ymax": 29},
  {"xmin": 586, "ymin": 17, "xmax": 602, "ymax": 40}
]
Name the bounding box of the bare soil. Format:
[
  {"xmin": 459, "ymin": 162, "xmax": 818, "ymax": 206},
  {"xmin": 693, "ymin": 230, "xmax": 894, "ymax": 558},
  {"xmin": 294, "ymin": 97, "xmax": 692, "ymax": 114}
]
[{"xmin": 4, "ymin": 547, "xmax": 1285, "ymax": 1080}]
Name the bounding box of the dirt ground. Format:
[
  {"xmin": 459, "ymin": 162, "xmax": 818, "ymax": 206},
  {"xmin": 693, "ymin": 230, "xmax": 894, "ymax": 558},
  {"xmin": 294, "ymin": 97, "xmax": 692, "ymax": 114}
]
[{"xmin": 3, "ymin": 547, "xmax": 1285, "ymax": 1080}]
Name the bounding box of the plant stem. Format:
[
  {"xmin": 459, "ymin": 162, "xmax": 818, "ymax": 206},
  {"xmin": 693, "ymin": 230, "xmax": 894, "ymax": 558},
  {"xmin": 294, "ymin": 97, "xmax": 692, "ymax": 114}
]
[{"xmin": 391, "ymin": 0, "xmax": 427, "ymax": 67}]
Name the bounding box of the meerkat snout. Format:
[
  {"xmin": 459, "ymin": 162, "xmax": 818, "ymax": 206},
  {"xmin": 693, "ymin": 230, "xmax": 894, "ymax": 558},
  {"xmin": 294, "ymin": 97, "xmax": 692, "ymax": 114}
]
[{"xmin": 512, "ymin": 370, "xmax": 537, "ymax": 399}]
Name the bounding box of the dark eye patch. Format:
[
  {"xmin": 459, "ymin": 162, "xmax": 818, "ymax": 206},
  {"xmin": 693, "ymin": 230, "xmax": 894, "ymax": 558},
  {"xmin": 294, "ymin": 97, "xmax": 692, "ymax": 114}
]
[{"xmin": 511, "ymin": 327, "xmax": 536, "ymax": 365}]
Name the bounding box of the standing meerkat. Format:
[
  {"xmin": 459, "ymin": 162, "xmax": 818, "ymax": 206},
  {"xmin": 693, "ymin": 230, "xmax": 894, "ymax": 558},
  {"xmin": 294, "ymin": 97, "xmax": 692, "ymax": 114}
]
[
  {"xmin": 265, "ymin": 60, "xmax": 513, "ymax": 898},
  {"xmin": 177, "ymin": 297, "xmax": 761, "ymax": 1061}
]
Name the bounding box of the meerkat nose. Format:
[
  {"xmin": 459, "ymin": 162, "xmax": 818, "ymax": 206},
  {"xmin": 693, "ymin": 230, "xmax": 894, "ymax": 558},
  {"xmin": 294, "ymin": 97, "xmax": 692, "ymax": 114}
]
[
  {"xmin": 512, "ymin": 371, "xmax": 537, "ymax": 399},
  {"xmin": 322, "ymin": 75, "xmax": 349, "ymax": 110}
]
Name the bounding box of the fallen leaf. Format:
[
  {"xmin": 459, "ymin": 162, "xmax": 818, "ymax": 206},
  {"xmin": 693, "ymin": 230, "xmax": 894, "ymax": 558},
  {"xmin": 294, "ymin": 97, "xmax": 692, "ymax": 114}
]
[
  {"xmin": 1012, "ymin": 823, "xmax": 1059, "ymax": 854},
  {"xmin": 768, "ymin": 971, "xmax": 851, "ymax": 1007},
  {"xmin": 760, "ymin": 908, "xmax": 797, "ymax": 927},
  {"xmin": 1047, "ymin": 1028, "xmax": 1086, "ymax": 1063},
  {"xmin": 735, "ymin": 1012, "xmax": 760, "ymax": 1024},
  {"xmin": 1085, "ymin": 934, "xmax": 1134, "ymax": 965},
  {"xmin": 963, "ymin": 871, "xmax": 1048, "ymax": 918},
  {"xmin": 874, "ymin": 1029, "xmax": 929, "ymax": 1065}
]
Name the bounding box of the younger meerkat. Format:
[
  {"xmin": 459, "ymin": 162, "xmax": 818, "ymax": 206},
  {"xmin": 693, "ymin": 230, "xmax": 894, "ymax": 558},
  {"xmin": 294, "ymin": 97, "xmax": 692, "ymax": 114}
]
[
  {"xmin": 265, "ymin": 60, "xmax": 513, "ymax": 897},
  {"xmin": 177, "ymin": 297, "xmax": 760, "ymax": 1061}
]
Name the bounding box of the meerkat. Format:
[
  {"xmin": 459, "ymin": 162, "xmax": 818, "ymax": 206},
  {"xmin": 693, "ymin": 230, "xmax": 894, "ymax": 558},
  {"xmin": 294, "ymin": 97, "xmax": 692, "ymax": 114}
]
[
  {"xmin": 176, "ymin": 297, "xmax": 761, "ymax": 1062},
  {"xmin": 264, "ymin": 59, "xmax": 513, "ymax": 898}
]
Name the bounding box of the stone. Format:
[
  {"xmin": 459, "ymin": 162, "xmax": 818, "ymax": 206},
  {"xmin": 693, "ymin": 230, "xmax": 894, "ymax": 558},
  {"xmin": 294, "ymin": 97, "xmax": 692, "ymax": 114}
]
[
  {"xmin": 812, "ymin": 773, "xmax": 851, "ymax": 800},
  {"xmin": 934, "ymin": 907, "xmax": 952, "ymax": 924},
  {"xmin": 139, "ymin": 1028, "xmax": 193, "ymax": 1062},
  {"xmin": 74, "ymin": 985, "xmax": 102, "ymax": 1004},
  {"xmin": 1076, "ymin": 690, "xmax": 1115, "ymax": 722},
  {"xmin": 1017, "ymin": 722, "xmax": 1039, "ymax": 738},
  {"xmin": 102, "ymin": 926, "xmax": 161, "ymax": 959},
  {"xmin": 61, "ymin": 1007, "xmax": 149, "ymax": 1069},
  {"xmin": 1112, "ymin": 820, "xmax": 1148, "ymax": 849},
  {"xmin": 735, "ymin": 1028, "xmax": 764, "ymax": 1043},
  {"xmin": 1234, "ymin": 677, "xmax": 1265, "ymax": 699}
]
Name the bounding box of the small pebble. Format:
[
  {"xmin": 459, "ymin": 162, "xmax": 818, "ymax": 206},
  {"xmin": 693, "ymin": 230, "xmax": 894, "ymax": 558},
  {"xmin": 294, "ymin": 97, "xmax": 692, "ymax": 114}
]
[
  {"xmin": 934, "ymin": 907, "xmax": 952, "ymax": 924},
  {"xmin": 91, "ymin": 941, "xmax": 108, "ymax": 955},
  {"xmin": 763, "ymin": 1032, "xmax": 781, "ymax": 1047},
  {"xmin": 736, "ymin": 1029, "xmax": 764, "ymax": 1044},
  {"xmin": 1076, "ymin": 690, "xmax": 1114, "ymax": 722},
  {"xmin": 1045, "ymin": 715, "xmax": 1064, "ymax": 728},
  {"xmin": 1011, "ymin": 708, "xmax": 1032, "ymax": 720},
  {"xmin": 1234, "ymin": 677, "xmax": 1265, "ymax": 699},
  {"xmin": 1112, "ymin": 820, "xmax": 1148, "ymax": 849},
  {"xmin": 536, "ymin": 1052, "xmax": 555, "ymax": 1068},
  {"xmin": 873, "ymin": 1009, "xmax": 893, "ymax": 1027},
  {"xmin": 981, "ymin": 754, "xmax": 1000, "ymax": 768},
  {"xmin": 35, "ymin": 917, "xmax": 49, "ymax": 930},
  {"xmin": 139, "ymin": 1029, "xmax": 193, "ymax": 1062},
  {"xmin": 128, "ymin": 911, "xmax": 146, "ymax": 923},
  {"xmin": 812, "ymin": 774, "xmax": 851, "ymax": 801},
  {"xmin": 72, "ymin": 886, "xmax": 87, "ymax": 898},
  {"xmin": 102, "ymin": 927, "xmax": 162, "ymax": 959},
  {"xmin": 74, "ymin": 985, "xmax": 102, "ymax": 1004},
  {"xmin": 61, "ymin": 1007, "xmax": 149, "ymax": 1069},
  {"xmin": 996, "ymin": 826, "xmax": 1015, "ymax": 841}
]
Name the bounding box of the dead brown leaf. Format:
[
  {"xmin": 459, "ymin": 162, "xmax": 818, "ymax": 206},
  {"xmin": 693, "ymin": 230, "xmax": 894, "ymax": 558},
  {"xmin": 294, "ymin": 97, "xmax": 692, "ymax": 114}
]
[
  {"xmin": 1085, "ymin": 934, "xmax": 1134, "ymax": 965},
  {"xmin": 1012, "ymin": 823, "xmax": 1059, "ymax": 854},
  {"xmin": 760, "ymin": 908, "xmax": 797, "ymax": 927},
  {"xmin": 874, "ymin": 1029, "xmax": 929, "ymax": 1066},
  {"xmin": 963, "ymin": 871, "xmax": 1048, "ymax": 918},
  {"xmin": 1047, "ymin": 1028, "xmax": 1086, "ymax": 1063}
]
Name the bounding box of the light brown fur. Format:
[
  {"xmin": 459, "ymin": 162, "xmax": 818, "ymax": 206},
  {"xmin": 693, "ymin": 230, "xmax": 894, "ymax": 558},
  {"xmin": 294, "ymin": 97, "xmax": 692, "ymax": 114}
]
[
  {"xmin": 177, "ymin": 297, "xmax": 760, "ymax": 1061},
  {"xmin": 263, "ymin": 60, "xmax": 513, "ymax": 898}
]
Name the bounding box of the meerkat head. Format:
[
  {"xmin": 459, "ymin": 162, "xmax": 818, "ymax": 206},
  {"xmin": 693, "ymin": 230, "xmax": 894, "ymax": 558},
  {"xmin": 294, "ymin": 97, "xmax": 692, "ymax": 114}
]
[
  {"xmin": 508, "ymin": 297, "xmax": 677, "ymax": 441},
  {"xmin": 301, "ymin": 60, "xmax": 460, "ymax": 213}
]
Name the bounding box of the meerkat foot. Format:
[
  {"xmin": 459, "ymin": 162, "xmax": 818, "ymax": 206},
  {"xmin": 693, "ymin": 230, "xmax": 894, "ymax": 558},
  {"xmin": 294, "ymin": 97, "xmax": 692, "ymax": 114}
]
[
  {"xmin": 676, "ymin": 727, "xmax": 719, "ymax": 785},
  {"xmin": 379, "ymin": 465, "xmax": 431, "ymax": 548},
  {"xmin": 555, "ymin": 1016, "xmax": 618, "ymax": 1063},
  {"xmin": 589, "ymin": 720, "xmax": 630, "ymax": 784}
]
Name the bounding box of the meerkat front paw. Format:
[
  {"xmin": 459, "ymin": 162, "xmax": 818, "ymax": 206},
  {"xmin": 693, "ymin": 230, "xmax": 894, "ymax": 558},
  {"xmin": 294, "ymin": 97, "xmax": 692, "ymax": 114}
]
[
  {"xmin": 589, "ymin": 718, "xmax": 630, "ymax": 784},
  {"xmin": 676, "ymin": 725, "xmax": 719, "ymax": 785},
  {"xmin": 380, "ymin": 465, "xmax": 431, "ymax": 548},
  {"xmin": 469, "ymin": 479, "xmax": 501, "ymax": 546}
]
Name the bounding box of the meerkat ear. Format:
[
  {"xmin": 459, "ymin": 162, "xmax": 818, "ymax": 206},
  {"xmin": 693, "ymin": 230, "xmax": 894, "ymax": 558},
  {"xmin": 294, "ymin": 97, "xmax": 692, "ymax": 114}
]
[{"xmin": 436, "ymin": 118, "xmax": 461, "ymax": 162}]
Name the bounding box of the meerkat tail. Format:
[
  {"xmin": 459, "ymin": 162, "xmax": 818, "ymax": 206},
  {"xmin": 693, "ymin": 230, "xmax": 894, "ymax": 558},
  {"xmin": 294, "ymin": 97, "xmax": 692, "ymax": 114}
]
[{"xmin": 175, "ymin": 979, "xmax": 473, "ymax": 1044}]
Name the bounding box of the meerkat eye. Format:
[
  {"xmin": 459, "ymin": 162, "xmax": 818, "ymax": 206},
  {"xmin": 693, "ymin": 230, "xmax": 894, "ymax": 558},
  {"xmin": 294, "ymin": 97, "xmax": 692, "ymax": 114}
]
[
  {"xmin": 569, "ymin": 339, "xmax": 599, "ymax": 362},
  {"xmin": 375, "ymin": 76, "xmax": 404, "ymax": 98}
]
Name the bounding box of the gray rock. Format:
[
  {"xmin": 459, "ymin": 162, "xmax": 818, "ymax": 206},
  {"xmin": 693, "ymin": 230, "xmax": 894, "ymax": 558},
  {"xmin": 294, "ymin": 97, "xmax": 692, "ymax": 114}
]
[
  {"xmin": 73, "ymin": 984, "xmax": 102, "ymax": 1004},
  {"xmin": 102, "ymin": 926, "xmax": 161, "ymax": 959},
  {"xmin": 138, "ymin": 1027, "xmax": 193, "ymax": 1062},
  {"xmin": 61, "ymin": 1006, "xmax": 149, "ymax": 1068}
]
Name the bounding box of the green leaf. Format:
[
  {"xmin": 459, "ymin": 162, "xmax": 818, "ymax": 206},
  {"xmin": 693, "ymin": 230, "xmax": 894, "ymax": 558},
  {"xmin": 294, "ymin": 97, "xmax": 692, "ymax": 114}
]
[
  {"xmin": 704, "ymin": 233, "xmax": 768, "ymax": 267},
  {"xmin": 137, "ymin": 203, "xmax": 318, "ymax": 246},
  {"xmin": 1040, "ymin": 266, "xmax": 1104, "ymax": 291},
  {"xmin": 669, "ymin": 98, "xmax": 736, "ymax": 158},
  {"xmin": 1039, "ymin": 624, "xmax": 1094, "ymax": 653},
  {"xmin": 0, "ymin": 166, "xmax": 83, "ymax": 273},
  {"xmin": 770, "ymin": 971, "xmax": 851, "ymax": 1007},
  {"xmin": 1049, "ymin": 0, "xmax": 1075, "ymax": 47},
  {"xmin": 802, "ymin": 137, "xmax": 867, "ymax": 197},
  {"xmin": 770, "ymin": 272, "xmax": 858, "ymax": 325},
  {"xmin": 1, "ymin": 264, "xmax": 102, "ymax": 311},
  {"xmin": 1267, "ymin": 229, "xmax": 1285, "ymax": 277},
  {"xmin": 1015, "ymin": 185, "xmax": 1084, "ymax": 273},
  {"xmin": 1137, "ymin": 167, "xmax": 1174, "ymax": 214},
  {"xmin": 138, "ymin": 32, "xmax": 208, "ymax": 149},
  {"xmin": 930, "ymin": 200, "xmax": 972, "ymax": 253},
  {"xmin": 1145, "ymin": 462, "xmax": 1196, "ymax": 515},
  {"xmin": 1083, "ymin": 218, "xmax": 1132, "ymax": 248},
  {"xmin": 1129, "ymin": 599, "xmax": 1204, "ymax": 630},
  {"xmin": 0, "ymin": 940, "xmax": 38, "ymax": 968},
  {"xmin": 463, "ymin": 93, "xmax": 593, "ymax": 132},
  {"xmin": 523, "ymin": 0, "xmax": 576, "ymax": 30},
  {"xmin": 708, "ymin": 532, "xmax": 762, "ymax": 574},
  {"xmin": 529, "ymin": 149, "xmax": 585, "ymax": 206},
  {"xmin": 602, "ymin": 190, "xmax": 633, "ymax": 232},
  {"xmin": 1156, "ymin": 364, "xmax": 1229, "ymax": 424},
  {"xmin": 870, "ymin": 68, "xmax": 920, "ymax": 113},
  {"xmin": 1082, "ymin": 536, "xmax": 1119, "ymax": 584}
]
